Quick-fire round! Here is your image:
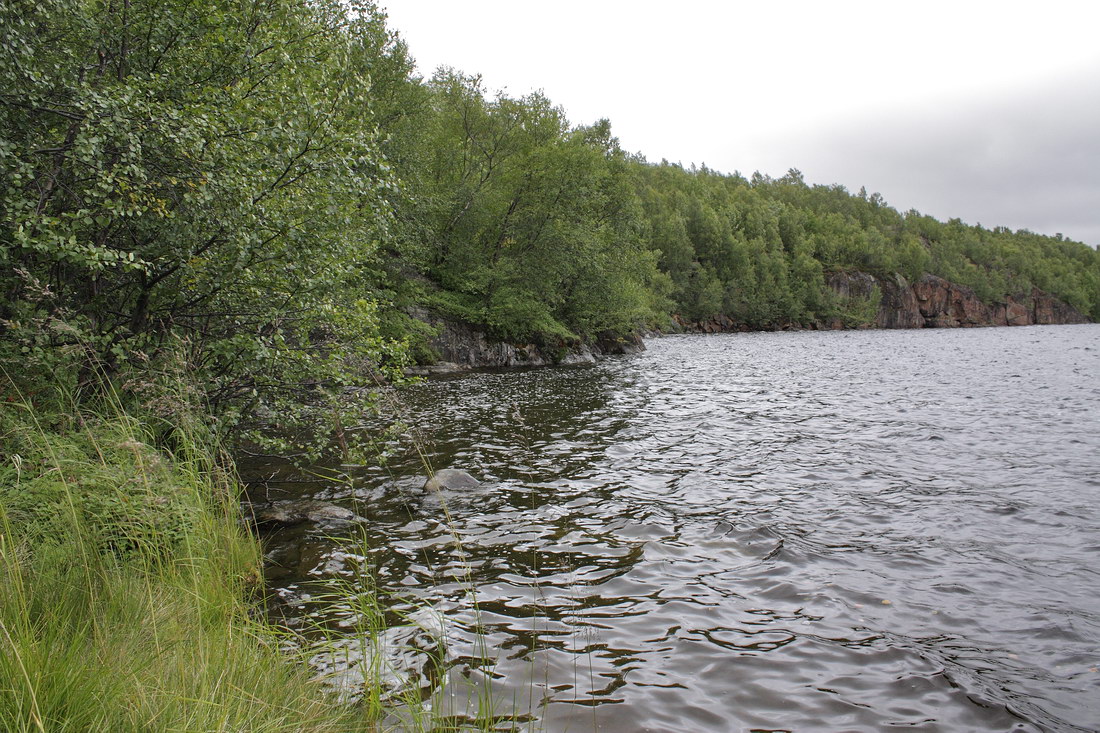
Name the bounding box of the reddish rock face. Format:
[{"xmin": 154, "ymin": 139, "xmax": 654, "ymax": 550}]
[
  {"xmin": 911, "ymin": 275, "xmax": 991, "ymax": 327},
  {"xmin": 670, "ymin": 271, "xmax": 1089, "ymax": 333},
  {"xmin": 1031, "ymin": 288, "xmax": 1090, "ymax": 325},
  {"xmin": 1003, "ymin": 300, "xmax": 1031, "ymax": 327},
  {"xmin": 905, "ymin": 275, "xmax": 1089, "ymax": 328},
  {"xmin": 874, "ymin": 273, "xmax": 925, "ymax": 329}
]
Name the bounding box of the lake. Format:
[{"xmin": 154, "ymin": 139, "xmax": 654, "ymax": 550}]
[{"xmin": 250, "ymin": 324, "xmax": 1100, "ymax": 732}]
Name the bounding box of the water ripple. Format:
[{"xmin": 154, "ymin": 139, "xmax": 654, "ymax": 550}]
[{"xmin": 246, "ymin": 325, "xmax": 1100, "ymax": 732}]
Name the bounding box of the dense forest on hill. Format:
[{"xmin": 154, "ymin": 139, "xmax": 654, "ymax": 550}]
[
  {"xmin": 370, "ymin": 24, "xmax": 1100, "ymax": 352},
  {"xmin": 633, "ymin": 164, "xmax": 1100, "ymax": 328},
  {"xmin": 3, "ymin": 0, "xmax": 1099, "ymax": 418},
  {"xmin": 382, "ymin": 68, "xmax": 1100, "ymax": 342}
]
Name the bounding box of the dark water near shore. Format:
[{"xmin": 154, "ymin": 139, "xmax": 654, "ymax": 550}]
[{"xmin": 248, "ymin": 325, "xmax": 1100, "ymax": 732}]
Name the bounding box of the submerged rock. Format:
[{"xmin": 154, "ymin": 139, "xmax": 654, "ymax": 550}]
[
  {"xmin": 249, "ymin": 500, "xmax": 364, "ymax": 530},
  {"xmin": 424, "ymin": 468, "xmax": 480, "ymax": 493}
]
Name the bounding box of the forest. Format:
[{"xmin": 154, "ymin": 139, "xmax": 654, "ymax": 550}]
[
  {"xmin": 4, "ymin": 0, "xmax": 1099, "ymax": 415},
  {"xmin": 1, "ymin": 0, "xmax": 1097, "ymax": 729}
]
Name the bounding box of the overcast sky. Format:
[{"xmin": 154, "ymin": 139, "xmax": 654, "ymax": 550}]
[{"xmin": 383, "ymin": 1, "xmax": 1100, "ymax": 246}]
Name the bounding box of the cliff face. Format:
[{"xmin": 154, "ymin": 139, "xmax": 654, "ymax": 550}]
[
  {"xmin": 675, "ymin": 272, "xmax": 1090, "ymax": 334},
  {"xmin": 826, "ymin": 272, "xmax": 1091, "ymax": 329}
]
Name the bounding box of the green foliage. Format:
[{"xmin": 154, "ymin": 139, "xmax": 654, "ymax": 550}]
[
  {"xmin": 0, "ymin": 410, "xmax": 200, "ymax": 560},
  {"xmin": 486, "ymin": 285, "xmax": 578, "ymax": 344},
  {"xmin": 833, "ymin": 285, "xmax": 883, "ymax": 328},
  {"xmin": 1, "ymin": 0, "xmax": 408, "ymax": 439},
  {"xmin": 629, "ymin": 161, "xmax": 1099, "ymax": 326},
  {"xmin": 3, "ymin": 0, "xmax": 1093, "ymax": 399},
  {"xmin": 386, "ymin": 72, "xmax": 668, "ymax": 344},
  {"xmin": 378, "ymin": 308, "xmax": 441, "ymax": 366}
]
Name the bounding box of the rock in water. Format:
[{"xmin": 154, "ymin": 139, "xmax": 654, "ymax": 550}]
[
  {"xmin": 305, "ymin": 503, "xmax": 361, "ymax": 529},
  {"xmin": 424, "ymin": 468, "xmax": 480, "ymax": 493},
  {"xmin": 251, "ymin": 500, "xmax": 362, "ymax": 530}
]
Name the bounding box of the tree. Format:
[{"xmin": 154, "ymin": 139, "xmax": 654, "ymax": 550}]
[{"xmin": 1, "ymin": 0, "xmax": 408, "ymax": 446}]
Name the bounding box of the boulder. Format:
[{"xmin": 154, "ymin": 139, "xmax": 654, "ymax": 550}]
[
  {"xmin": 250, "ymin": 500, "xmax": 363, "ymax": 530},
  {"xmin": 1001, "ymin": 299, "xmax": 1031, "ymax": 326},
  {"xmin": 424, "ymin": 468, "xmax": 480, "ymax": 493}
]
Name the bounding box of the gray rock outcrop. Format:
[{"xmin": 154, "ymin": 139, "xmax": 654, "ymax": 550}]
[{"xmin": 404, "ymin": 309, "xmax": 645, "ymax": 374}]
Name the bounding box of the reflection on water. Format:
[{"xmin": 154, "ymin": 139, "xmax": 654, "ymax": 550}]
[{"xmin": 244, "ymin": 325, "xmax": 1100, "ymax": 732}]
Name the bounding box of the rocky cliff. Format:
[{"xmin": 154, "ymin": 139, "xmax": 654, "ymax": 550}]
[
  {"xmin": 406, "ymin": 311, "xmax": 644, "ymax": 374},
  {"xmin": 827, "ymin": 272, "xmax": 1090, "ymax": 329},
  {"xmin": 676, "ymin": 272, "xmax": 1090, "ymax": 333}
]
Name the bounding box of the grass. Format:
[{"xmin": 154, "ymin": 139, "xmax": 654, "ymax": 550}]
[{"xmin": 0, "ymin": 372, "xmax": 380, "ymax": 732}]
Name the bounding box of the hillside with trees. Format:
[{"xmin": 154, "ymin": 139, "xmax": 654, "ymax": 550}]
[
  {"xmin": 379, "ymin": 74, "xmax": 1098, "ymax": 353},
  {"xmin": 4, "ymin": 0, "xmax": 1098, "ymax": 399}
]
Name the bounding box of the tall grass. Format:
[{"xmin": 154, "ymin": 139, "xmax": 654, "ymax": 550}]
[
  {"xmin": 0, "ymin": 372, "xmax": 377, "ymax": 732},
  {"xmin": 0, "ymin": 351, "xmax": 561, "ymax": 731}
]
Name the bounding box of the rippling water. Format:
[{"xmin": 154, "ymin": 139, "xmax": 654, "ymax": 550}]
[{"xmin": 248, "ymin": 325, "xmax": 1100, "ymax": 732}]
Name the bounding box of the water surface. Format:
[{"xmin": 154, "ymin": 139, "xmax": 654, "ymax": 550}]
[{"xmin": 248, "ymin": 325, "xmax": 1100, "ymax": 732}]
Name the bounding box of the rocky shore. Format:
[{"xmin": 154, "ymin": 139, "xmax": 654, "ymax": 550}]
[
  {"xmin": 405, "ymin": 312, "xmax": 645, "ymax": 374},
  {"xmin": 407, "ymin": 273, "xmax": 1090, "ymax": 372}
]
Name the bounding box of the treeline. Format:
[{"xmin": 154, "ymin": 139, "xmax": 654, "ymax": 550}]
[
  {"xmin": 376, "ymin": 56, "xmax": 1099, "ymax": 348},
  {"xmin": 379, "ymin": 69, "xmax": 669, "ymax": 347},
  {"xmin": 3, "ymin": 0, "xmax": 1099, "ymax": 415},
  {"xmin": 634, "ymin": 165, "xmax": 1100, "ymax": 327}
]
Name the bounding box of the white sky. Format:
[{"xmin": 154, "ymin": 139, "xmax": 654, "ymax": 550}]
[{"xmin": 382, "ymin": 1, "xmax": 1100, "ymax": 245}]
